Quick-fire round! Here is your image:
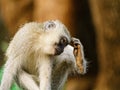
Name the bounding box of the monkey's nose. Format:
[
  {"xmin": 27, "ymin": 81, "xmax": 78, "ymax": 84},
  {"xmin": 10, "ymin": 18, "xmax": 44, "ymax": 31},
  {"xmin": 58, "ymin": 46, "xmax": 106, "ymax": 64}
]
[{"xmin": 54, "ymin": 46, "xmax": 64, "ymax": 55}]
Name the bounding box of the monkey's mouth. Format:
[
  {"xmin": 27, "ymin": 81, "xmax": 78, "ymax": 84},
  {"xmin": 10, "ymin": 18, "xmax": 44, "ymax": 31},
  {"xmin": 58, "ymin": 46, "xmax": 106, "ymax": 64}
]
[{"xmin": 55, "ymin": 47, "xmax": 64, "ymax": 55}]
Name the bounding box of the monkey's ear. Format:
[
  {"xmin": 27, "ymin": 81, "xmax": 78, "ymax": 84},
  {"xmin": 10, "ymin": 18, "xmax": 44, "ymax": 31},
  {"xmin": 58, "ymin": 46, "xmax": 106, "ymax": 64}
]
[{"xmin": 43, "ymin": 21, "xmax": 56, "ymax": 30}]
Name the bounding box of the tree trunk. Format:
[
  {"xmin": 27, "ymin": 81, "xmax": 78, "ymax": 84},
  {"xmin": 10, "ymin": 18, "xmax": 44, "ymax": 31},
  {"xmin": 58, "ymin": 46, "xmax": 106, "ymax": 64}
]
[{"xmin": 89, "ymin": 0, "xmax": 120, "ymax": 89}]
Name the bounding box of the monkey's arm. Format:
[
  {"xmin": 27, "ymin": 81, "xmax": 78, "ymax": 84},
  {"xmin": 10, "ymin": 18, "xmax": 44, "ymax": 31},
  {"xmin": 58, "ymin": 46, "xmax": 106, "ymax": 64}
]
[
  {"xmin": 55, "ymin": 38, "xmax": 87, "ymax": 74},
  {"xmin": 0, "ymin": 57, "xmax": 22, "ymax": 90},
  {"xmin": 71, "ymin": 37, "xmax": 87, "ymax": 74},
  {"xmin": 51, "ymin": 39, "xmax": 87, "ymax": 90},
  {"xmin": 17, "ymin": 69, "xmax": 39, "ymax": 90},
  {"xmin": 38, "ymin": 57, "xmax": 53, "ymax": 90}
]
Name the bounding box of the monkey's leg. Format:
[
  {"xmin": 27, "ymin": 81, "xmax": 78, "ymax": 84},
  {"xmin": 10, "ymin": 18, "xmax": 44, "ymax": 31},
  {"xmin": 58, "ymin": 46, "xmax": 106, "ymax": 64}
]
[
  {"xmin": 0, "ymin": 57, "xmax": 22, "ymax": 90},
  {"xmin": 52, "ymin": 61, "xmax": 70, "ymax": 90},
  {"xmin": 52, "ymin": 45, "xmax": 76, "ymax": 90},
  {"xmin": 17, "ymin": 69, "xmax": 39, "ymax": 90}
]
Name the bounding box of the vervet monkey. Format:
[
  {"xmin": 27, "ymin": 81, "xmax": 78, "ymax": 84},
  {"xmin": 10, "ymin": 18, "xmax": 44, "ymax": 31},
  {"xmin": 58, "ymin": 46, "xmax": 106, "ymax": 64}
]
[{"xmin": 0, "ymin": 20, "xmax": 87, "ymax": 90}]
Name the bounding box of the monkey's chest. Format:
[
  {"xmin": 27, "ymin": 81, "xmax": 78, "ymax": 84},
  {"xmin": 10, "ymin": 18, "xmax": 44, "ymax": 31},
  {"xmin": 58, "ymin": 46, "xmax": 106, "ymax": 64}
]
[{"xmin": 22, "ymin": 58, "xmax": 39, "ymax": 76}]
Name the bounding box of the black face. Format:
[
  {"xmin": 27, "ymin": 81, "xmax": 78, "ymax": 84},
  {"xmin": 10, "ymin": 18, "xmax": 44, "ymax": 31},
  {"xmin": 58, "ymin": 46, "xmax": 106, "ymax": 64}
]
[{"xmin": 54, "ymin": 36, "xmax": 69, "ymax": 55}]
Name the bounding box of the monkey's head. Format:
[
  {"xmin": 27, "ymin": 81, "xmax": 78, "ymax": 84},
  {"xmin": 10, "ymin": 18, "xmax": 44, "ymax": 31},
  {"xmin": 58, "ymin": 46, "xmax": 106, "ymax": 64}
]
[{"xmin": 33, "ymin": 20, "xmax": 71, "ymax": 56}]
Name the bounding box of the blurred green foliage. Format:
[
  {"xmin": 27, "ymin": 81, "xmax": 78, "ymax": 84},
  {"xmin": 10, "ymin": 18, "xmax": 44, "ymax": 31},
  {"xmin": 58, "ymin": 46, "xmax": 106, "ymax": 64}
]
[{"xmin": 0, "ymin": 41, "xmax": 8, "ymax": 53}]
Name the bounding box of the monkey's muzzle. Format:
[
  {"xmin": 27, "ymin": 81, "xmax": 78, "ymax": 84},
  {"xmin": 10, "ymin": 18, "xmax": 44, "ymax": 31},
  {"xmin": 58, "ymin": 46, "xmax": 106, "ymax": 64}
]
[
  {"xmin": 54, "ymin": 36, "xmax": 68, "ymax": 55},
  {"xmin": 55, "ymin": 46, "xmax": 64, "ymax": 55}
]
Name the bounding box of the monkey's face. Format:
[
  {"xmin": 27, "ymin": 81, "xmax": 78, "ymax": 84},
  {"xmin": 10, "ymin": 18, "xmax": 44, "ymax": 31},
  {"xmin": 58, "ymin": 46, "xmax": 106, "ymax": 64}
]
[{"xmin": 37, "ymin": 20, "xmax": 71, "ymax": 56}]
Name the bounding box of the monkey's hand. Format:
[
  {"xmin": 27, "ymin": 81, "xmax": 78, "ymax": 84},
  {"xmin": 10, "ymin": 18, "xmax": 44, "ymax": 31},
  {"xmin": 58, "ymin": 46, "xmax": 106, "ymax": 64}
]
[{"xmin": 71, "ymin": 37, "xmax": 85, "ymax": 74}]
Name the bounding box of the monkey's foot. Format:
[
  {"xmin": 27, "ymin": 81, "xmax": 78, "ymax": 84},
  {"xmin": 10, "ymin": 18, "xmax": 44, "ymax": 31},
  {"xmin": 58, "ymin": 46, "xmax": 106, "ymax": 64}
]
[{"xmin": 71, "ymin": 37, "xmax": 84, "ymax": 74}]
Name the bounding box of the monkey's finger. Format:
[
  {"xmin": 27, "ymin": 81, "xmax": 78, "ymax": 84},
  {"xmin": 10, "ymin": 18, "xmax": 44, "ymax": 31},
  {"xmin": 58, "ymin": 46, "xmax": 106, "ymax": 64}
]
[{"xmin": 73, "ymin": 49, "xmax": 78, "ymax": 56}]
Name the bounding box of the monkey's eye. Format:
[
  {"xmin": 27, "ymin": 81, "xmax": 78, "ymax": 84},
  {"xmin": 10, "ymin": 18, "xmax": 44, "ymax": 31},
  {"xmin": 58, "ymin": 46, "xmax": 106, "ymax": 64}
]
[
  {"xmin": 60, "ymin": 37, "xmax": 68, "ymax": 47},
  {"xmin": 44, "ymin": 21, "xmax": 56, "ymax": 30}
]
